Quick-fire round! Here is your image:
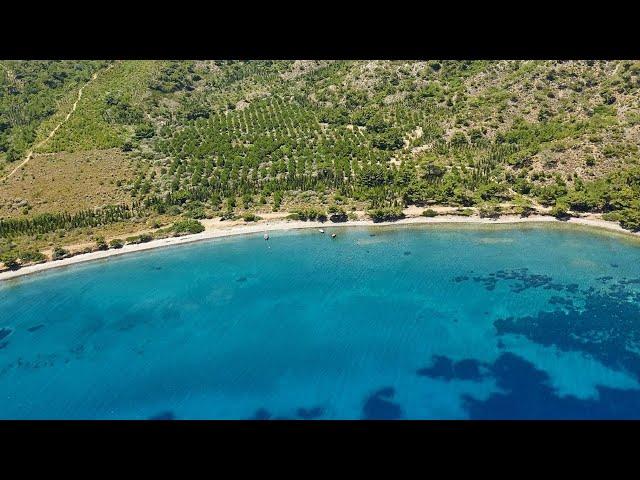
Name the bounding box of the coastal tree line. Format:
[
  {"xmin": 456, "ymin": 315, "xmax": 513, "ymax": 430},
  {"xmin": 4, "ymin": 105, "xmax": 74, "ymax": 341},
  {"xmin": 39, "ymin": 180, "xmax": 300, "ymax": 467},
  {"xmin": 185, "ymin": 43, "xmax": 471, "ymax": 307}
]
[{"xmin": 0, "ymin": 204, "xmax": 142, "ymax": 238}]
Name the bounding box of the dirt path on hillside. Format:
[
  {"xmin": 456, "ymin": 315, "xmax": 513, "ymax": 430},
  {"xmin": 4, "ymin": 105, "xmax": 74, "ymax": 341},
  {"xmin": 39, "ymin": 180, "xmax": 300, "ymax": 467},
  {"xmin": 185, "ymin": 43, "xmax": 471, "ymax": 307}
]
[{"xmin": 1, "ymin": 63, "xmax": 114, "ymax": 183}]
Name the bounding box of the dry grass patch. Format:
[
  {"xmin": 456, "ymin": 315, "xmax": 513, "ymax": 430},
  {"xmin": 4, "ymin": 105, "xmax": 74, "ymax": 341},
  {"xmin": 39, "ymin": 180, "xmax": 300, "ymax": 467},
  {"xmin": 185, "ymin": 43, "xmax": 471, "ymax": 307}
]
[{"xmin": 0, "ymin": 149, "xmax": 135, "ymax": 217}]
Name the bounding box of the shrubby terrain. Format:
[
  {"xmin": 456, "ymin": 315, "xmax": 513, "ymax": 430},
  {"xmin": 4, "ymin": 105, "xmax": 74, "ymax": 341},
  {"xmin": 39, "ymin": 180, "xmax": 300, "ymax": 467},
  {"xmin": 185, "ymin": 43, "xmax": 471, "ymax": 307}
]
[{"xmin": 2, "ymin": 60, "xmax": 640, "ymax": 266}]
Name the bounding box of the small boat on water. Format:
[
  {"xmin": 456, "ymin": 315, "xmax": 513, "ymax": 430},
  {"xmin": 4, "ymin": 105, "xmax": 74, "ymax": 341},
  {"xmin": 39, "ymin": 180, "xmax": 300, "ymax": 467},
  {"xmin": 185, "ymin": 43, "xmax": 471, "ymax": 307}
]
[
  {"xmin": 319, "ymin": 229, "xmax": 324, "ymax": 233},
  {"xmin": 331, "ymin": 233, "xmax": 336, "ymax": 238},
  {"xmin": 264, "ymin": 233, "xmax": 269, "ymax": 240}
]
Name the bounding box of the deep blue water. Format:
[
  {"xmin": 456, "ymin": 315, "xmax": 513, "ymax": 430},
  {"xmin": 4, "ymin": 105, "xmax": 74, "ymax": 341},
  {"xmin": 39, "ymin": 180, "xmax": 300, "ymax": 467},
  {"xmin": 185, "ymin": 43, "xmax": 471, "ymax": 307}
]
[{"xmin": 2, "ymin": 223, "xmax": 640, "ymax": 419}]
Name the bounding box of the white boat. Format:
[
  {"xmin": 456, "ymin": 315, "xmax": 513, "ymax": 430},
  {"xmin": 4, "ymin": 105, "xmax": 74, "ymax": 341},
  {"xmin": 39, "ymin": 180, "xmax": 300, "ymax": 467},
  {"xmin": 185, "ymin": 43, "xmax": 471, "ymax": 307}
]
[
  {"xmin": 264, "ymin": 233, "xmax": 269, "ymax": 240},
  {"xmin": 319, "ymin": 229, "xmax": 324, "ymax": 233},
  {"xmin": 331, "ymin": 233, "xmax": 336, "ymax": 238}
]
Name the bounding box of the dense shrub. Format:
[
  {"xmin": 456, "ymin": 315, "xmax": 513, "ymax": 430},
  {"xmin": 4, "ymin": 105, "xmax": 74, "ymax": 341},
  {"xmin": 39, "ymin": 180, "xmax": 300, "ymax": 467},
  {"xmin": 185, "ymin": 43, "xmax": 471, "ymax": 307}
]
[
  {"xmin": 134, "ymin": 123, "xmax": 155, "ymax": 139},
  {"xmin": 109, "ymin": 238, "xmax": 124, "ymax": 249},
  {"xmin": 514, "ymin": 205, "xmax": 536, "ymax": 217},
  {"xmin": 172, "ymin": 219, "xmax": 205, "ymax": 234},
  {"xmin": 478, "ymin": 203, "xmax": 502, "ymax": 219},
  {"xmin": 618, "ymin": 209, "xmax": 640, "ymax": 231},
  {"xmin": 454, "ymin": 208, "xmax": 474, "ymax": 217},
  {"xmin": 330, "ymin": 212, "xmax": 348, "ymax": 222},
  {"xmin": 166, "ymin": 205, "xmax": 182, "ymax": 216},
  {"xmin": 242, "ymin": 213, "xmax": 261, "ymax": 222},
  {"xmin": 1, "ymin": 254, "xmax": 20, "ymax": 270},
  {"xmin": 601, "ymin": 211, "xmax": 621, "ymax": 223},
  {"xmin": 550, "ymin": 203, "xmax": 571, "ymax": 219},
  {"xmin": 125, "ymin": 233, "xmax": 154, "ymax": 244},
  {"xmin": 371, "ymin": 129, "xmax": 404, "ymax": 150},
  {"xmin": 186, "ymin": 206, "xmax": 206, "ymax": 219},
  {"xmin": 534, "ymin": 183, "xmax": 568, "ymax": 207},
  {"xmin": 19, "ymin": 250, "xmax": 46, "ymax": 264},
  {"xmin": 95, "ymin": 236, "xmax": 108, "ymax": 251},
  {"xmin": 367, "ymin": 207, "xmax": 405, "ymax": 223},
  {"xmin": 328, "ymin": 206, "xmax": 348, "ymax": 222},
  {"xmin": 422, "ymin": 209, "xmax": 438, "ymax": 217},
  {"xmin": 52, "ymin": 246, "xmax": 69, "ymax": 260},
  {"xmin": 291, "ymin": 208, "xmax": 327, "ymax": 222}
]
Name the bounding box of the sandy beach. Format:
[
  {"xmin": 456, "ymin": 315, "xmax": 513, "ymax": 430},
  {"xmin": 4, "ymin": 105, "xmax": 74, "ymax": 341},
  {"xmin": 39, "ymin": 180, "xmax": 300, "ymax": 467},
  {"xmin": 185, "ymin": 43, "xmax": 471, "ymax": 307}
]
[{"xmin": 1, "ymin": 213, "xmax": 639, "ymax": 282}]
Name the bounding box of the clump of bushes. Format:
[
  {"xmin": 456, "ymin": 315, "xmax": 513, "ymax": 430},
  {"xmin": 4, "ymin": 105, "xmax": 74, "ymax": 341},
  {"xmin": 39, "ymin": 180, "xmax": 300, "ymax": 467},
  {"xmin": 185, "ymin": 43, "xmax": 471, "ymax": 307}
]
[
  {"xmin": 20, "ymin": 250, "xmax": 46, "ymax": 264},
  {"xmin": 330, "ymin": 212, "xmax": 348, "ymax": 222},
  {"xmin": 454, "ymin": 208, "xmax": 474, "ymax": 217},
  {"xmin": 166, "ymin": 205, "xmax": 182, "ymax": 216},
  {"xmin": 513, "ymin": 205, "xmax": 536, "ymax": 217},
  {"xmin": 367, "ymin": 207, "xmax": 405, "ymax": 223},
  {"xmin": 618, "ymin": 208, "xmax": 640, "ymax": 231},
  {"xmin": 172, "ymin": 219, "xmax": 205, "ymax": 235},
  {"xmin": 602, "ymin": 208, "xmax": 640, "ymax": 232},
  {"xmin": 95, "ymin": 236, "xmax": 109, "ymax": 251},
  {"xmin": 186, "ymin": 206, "xmax": 206, "ymax": 219},
  {"xmin": 328, "ymin": 206, "xmax": 348, "ymax": 222},
  {"xmin": 125, "ymin": 233, "xmax": 155, "ymax": 244},
  {"xmin": 601, "ymin": 211, "xmax": 620, "ymax": 223},
  {"xmin": 422, "ymin": 209, "xmax": 438, "ymax": 217},
  {"xmin": 242, "ymin": 213, "xmax": 262, "ymax": 222},
  {"xmin": 52, "ymin": 246, "xmax": 69, "ymax": 260},
  {"xmin": 478, "ymin": 203, "xmax": 502, "ymax": 219},
  {"xmin": 290, "ymin": 208, "xmax": 327, "ymax": 222},
  {"xmin": 550, "ymin": 203, "xmax": 571, "ymax": 220},
  {"xmin": 1, "ymin": 254, "xmax": 20, "ymax": 270},
  {"xmin": 109, "ymin": 238, "xmax": 124, "ymax": 249}
]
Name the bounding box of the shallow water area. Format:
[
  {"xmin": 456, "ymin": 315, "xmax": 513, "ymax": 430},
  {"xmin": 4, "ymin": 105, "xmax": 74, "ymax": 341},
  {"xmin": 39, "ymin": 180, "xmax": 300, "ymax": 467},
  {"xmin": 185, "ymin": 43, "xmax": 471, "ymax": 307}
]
[{"xmin": 1, "ymin": 224, "xmax": 640, "ymax": 419}]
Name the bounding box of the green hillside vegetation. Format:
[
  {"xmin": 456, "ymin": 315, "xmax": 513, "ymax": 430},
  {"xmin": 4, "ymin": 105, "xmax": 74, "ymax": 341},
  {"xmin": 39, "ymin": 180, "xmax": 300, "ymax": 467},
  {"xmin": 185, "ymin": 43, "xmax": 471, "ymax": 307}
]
[
  {"xmin": 136, "ymin": 60, "xmax": 640, "ymax": 224},
  {"xmin": 35, "ymin": 60, "xmax": 163, "ymax": 153},
  {"xmin": 2, "ymin": 60, "xmax": 640, "ymax": 267},
  {"xmin": 0, "ymin": 60, "xmax": 107, "ymax": 162}
]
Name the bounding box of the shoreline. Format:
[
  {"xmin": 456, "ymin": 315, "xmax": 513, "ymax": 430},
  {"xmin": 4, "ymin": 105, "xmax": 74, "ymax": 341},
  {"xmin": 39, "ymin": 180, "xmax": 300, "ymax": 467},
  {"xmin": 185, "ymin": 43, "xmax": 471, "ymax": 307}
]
[{"xmin": 1, "ymin": 214, "xmax": 639, "ymax": 282}]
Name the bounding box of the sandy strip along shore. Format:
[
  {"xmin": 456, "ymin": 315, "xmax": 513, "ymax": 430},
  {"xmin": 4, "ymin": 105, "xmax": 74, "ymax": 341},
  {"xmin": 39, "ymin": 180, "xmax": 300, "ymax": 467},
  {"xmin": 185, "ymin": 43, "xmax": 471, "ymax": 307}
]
[{"xmin": 1, "ymin": 214, "xmax": 639, "ymax": 282}]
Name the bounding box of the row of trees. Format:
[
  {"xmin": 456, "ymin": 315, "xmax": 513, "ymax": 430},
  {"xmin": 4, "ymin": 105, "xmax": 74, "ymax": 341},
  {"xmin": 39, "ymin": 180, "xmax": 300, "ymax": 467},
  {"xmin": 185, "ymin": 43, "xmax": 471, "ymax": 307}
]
[{"xmin": 0, "ymin": 204, "xmax": 141, "ymax": 238}]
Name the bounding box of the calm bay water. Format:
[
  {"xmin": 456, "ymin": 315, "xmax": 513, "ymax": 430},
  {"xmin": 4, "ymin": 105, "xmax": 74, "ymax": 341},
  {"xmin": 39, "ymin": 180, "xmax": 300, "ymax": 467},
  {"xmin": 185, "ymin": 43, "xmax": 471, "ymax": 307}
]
[{"xmin": 1, "ymin": 223, "xmax": 640, "ymax": 419}]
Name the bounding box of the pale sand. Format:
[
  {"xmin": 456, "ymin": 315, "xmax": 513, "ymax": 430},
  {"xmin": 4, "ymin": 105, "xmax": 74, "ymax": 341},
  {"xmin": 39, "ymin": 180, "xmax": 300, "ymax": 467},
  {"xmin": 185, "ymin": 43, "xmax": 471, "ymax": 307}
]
[{"xmin": 1, "ymin": 214, "xmax": 639, "ymax": 282}]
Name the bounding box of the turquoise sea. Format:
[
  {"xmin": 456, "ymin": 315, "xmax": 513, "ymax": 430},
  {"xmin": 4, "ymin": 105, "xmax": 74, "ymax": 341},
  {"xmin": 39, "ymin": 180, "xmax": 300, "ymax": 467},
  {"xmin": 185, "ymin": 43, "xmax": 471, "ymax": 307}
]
[{"xmin": 1, "ymin": 223, "xmax": 640, "ymax": 419}]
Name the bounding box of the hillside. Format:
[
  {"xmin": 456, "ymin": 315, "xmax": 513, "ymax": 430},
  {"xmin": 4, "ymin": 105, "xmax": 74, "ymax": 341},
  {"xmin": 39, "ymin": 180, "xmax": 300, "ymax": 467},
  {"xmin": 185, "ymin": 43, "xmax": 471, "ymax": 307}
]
[{"xmin": 1, "ymin": 60, "xmax": 640, "ymax": 266}]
